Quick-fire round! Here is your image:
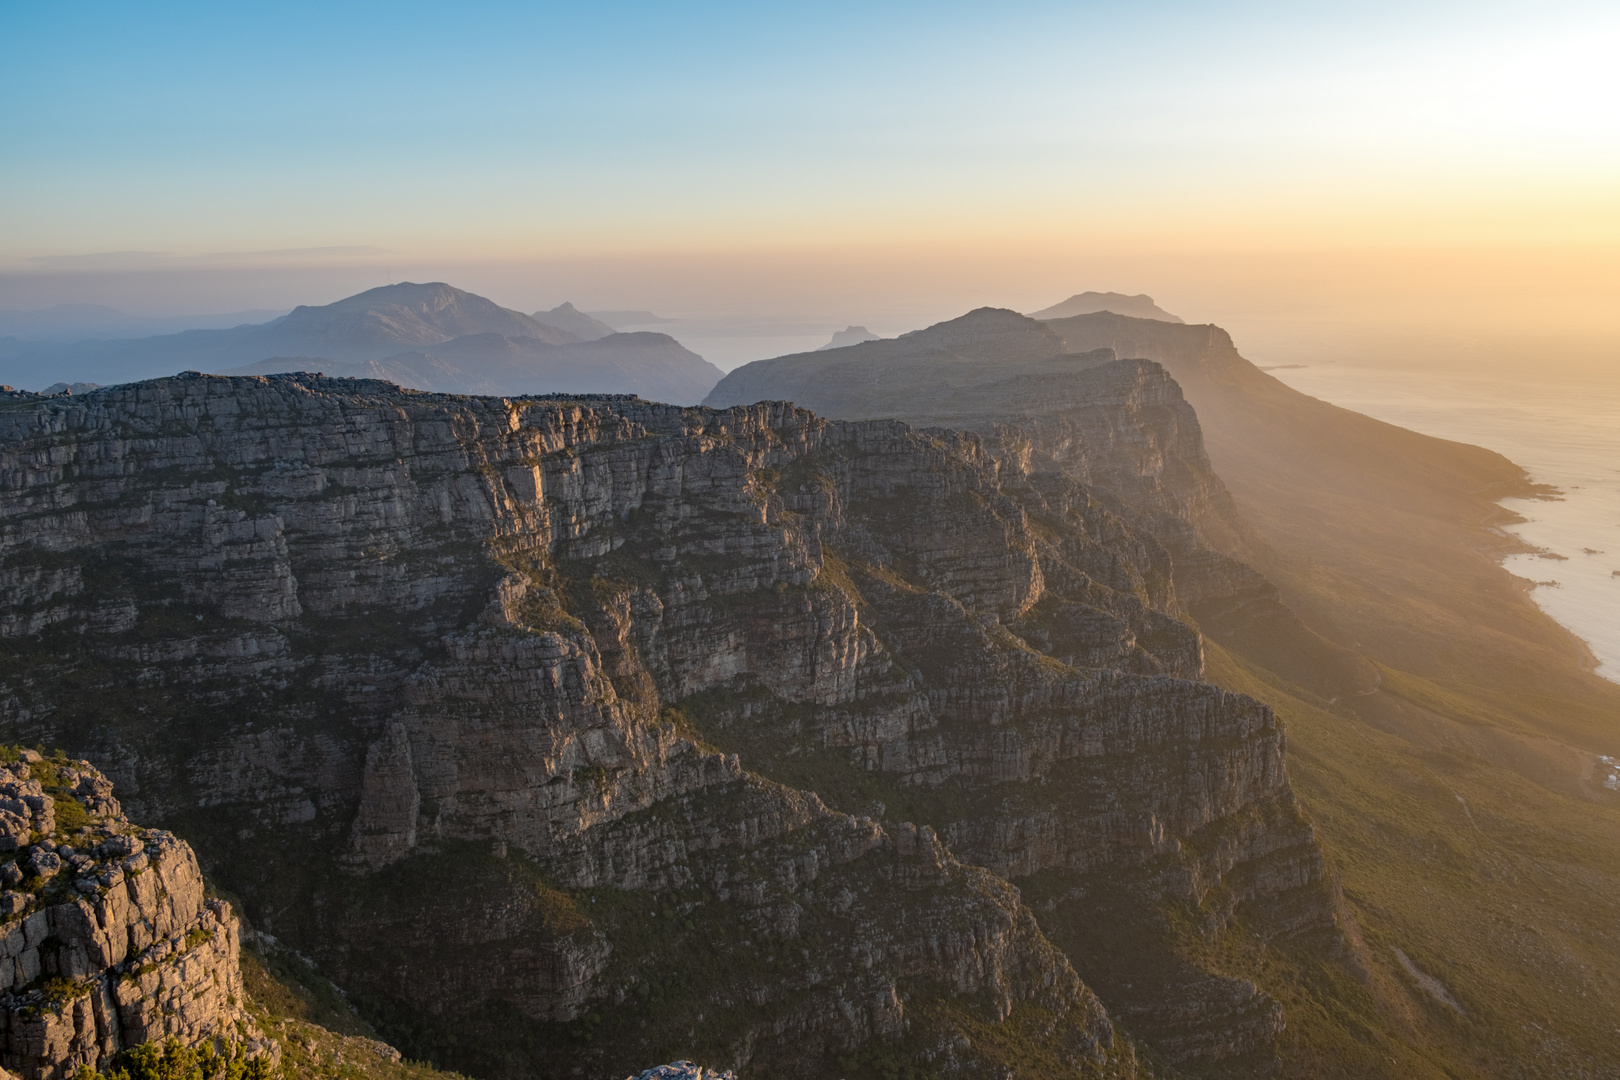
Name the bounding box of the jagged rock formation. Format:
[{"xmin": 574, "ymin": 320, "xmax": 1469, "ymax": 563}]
[
  {"xmin": 0, "ymin": 373, "xmax": 1338, "ymax": 1077},
  {"xmin": 0, "ymin": 751, "xmax": 264, "ymax": 1080}
]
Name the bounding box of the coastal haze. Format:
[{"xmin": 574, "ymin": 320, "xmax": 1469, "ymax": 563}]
[{"xmin": 2, "ymin": 2, "xmax": 1618, "ymax": 1080}]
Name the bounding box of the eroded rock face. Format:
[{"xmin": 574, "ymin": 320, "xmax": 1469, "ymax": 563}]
[
  {"xmin": 0, "ymin": 374, "xmax": 1335, "ymax": 1077},
  {"xmin": 0, "ymin": 754, "xmax": 263, "ymax": 1080}
]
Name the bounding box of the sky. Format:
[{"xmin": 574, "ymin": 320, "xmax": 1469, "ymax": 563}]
[{"xmin": 2, "ymin": 0, "xmax": 1617, "ymax": 368}]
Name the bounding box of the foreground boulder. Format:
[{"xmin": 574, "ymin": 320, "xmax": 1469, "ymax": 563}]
[{"xmin": 0, "ymin": 750, "xmax": 266, "ymax": 1079}]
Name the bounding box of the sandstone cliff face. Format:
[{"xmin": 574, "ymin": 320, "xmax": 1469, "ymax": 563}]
[
  {"xmin": 703, "ymin": 309, "xmax": 1265, "ymax": 609},
  {"xmin": 0, "ymin": 752, "xmax": 262, "ymax": 1080},
  {"xmin": 0, "ymin": 374, "xmax": 1335, "ymax": 1077}
]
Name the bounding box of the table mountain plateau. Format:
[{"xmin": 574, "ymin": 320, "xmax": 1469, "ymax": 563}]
[
  {"xmin": 0, "ymin": 285, "xmax": 725, "ymax": 407},
  {"xmin": 0, "ymin": 372, "xmax": 1346, "ymax": 1079}
]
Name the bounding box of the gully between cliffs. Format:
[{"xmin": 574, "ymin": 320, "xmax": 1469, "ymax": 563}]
[{"xmin": 0, "ymin": 374, "xmax": 1340, "ymax": 1079}]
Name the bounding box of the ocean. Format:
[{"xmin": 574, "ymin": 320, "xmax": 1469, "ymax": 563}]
[{"xmin": 1264, "ymin": 362, "xmax": 1620, "ymax": 684}]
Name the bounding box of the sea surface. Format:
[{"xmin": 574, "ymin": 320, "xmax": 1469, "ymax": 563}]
[{"xmin": 1265, "ymin": 362, "xmax": 1620, "ymax": 684}]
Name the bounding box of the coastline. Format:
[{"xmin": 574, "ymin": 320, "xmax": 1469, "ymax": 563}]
[{"xmin": 1263, "ymin": 362, "xmax": 1620, "ymax": 685}]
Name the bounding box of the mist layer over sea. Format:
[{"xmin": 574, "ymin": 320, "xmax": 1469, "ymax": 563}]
[{"xmin": 1265, "ymin": 361, "xmax": 1620, "ymax": 683}]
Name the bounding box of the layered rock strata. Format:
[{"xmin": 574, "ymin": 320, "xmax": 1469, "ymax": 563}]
[
  {"xmin": 0, "ymin": 374, "xmax": 1336, "ymax": 1076},
  {"xmin": 0, "ymin": 751, "xmax": 262, "ymax": 1080}
]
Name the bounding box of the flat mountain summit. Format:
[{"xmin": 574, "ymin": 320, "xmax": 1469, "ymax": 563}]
[{"xmin": 1029, "ymin": 291, "xmax": 1184, "ymax": 322}]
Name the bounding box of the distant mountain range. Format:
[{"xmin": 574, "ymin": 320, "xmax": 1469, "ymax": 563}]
[
  {"xmin": 0, "ymin": 282, "xmax": 724, "ymax": 404},
  {"xmin": 1027, "ymin": 291, "xmax": 1183, "ymax": 322}
]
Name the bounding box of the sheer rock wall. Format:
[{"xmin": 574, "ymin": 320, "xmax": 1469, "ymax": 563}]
[{"xmin": 0, "ymin": 374, "xmax": 1336, "ymax": 1076}]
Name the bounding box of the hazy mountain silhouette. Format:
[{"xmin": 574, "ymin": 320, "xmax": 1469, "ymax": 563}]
[
  {"xmin": 532, "ymin": 302, "xmax": 616, "ymax": 341},
  {"xmin": 1029, "ymin": 291, "xmax": 1183, "ymax": 322},
  {"xmin": 0, "ymin": 283, "xmax": 725, "ymax": 400},
  {"xmin": 706, "ymin": 307, "xmax": 1070, "ymax": 419},
  {"xmin": 223, "ymin": 328, "xmax": 724, "ymax": 404},
  {"xmin": 817, "ymin": 325, "xmax": 882, "ymax": 350}
]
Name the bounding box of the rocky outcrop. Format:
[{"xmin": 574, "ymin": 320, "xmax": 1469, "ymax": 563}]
[
  {"xmin": 628, "ymin": 1065, "xmax": 735, "ymax": 1080},
  {"xmin": 0, "ymin": 752, "xmax": 264, "ymax": 1080},
  {"xmin": 0, "ymin": 373, "xmax": 1338, "ymax": 1077}
]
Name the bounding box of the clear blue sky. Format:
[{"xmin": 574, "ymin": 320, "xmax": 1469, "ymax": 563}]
[{"xmin": 1, "ymin": 0, "xmax": 1616, "ymax": 337}]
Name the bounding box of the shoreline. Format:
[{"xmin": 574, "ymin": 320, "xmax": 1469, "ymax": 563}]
[{"xmin": 1262, "ymin": 362, "xmax": 1620, "ymax": 686}]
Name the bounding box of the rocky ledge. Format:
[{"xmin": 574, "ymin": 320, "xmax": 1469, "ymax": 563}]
[{"xmin": 0, "ymin": 750, "xmax": 266, "ymax": 1080}]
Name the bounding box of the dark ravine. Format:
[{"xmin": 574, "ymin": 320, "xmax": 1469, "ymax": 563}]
[{"xmin": 0, "ymin": 374, "xmax": 1340, "ymax": 1078}]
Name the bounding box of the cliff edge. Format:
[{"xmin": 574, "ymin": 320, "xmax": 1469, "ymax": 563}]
[{"xmin": 0, "ymin": 749, "xmax": 266, "ymax": 1080}]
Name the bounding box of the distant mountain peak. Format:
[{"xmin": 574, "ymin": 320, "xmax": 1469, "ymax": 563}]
[
  {"xmin": 893, "ymin": 307, "xmax": 1063, "ymax": 360},
  {"xmin": 817, "ymin": 325, "xmax": 882, "ymax": 350},
  {"xmin": 532, "ymin": 302, "xmax": 616, "ymax": 342},
  {"xmin": 272, "ymin": 282, "xmax": 578, "ymax": 349},
  {"xmin": 1028, "ymin": 292, "xmax": 1184, "ymax": 323}
]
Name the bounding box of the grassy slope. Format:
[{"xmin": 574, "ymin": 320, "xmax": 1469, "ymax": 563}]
[
  {"xmin": 1205, "ymin": 642, "xmax": 1620, "ymax": 1079},
  {"xmin": 1185, "ymin": 361, "xmax": 1620, "ymax": 1077},
  {"xmin": 1046, "ymin": 313, "xmax": 1620, "ymax": 1076}
]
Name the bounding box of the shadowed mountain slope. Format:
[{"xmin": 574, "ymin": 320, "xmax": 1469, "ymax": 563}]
[{"xmin": 1038, "ymin": 312, "xmax": 1620, "ymax": 744}]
